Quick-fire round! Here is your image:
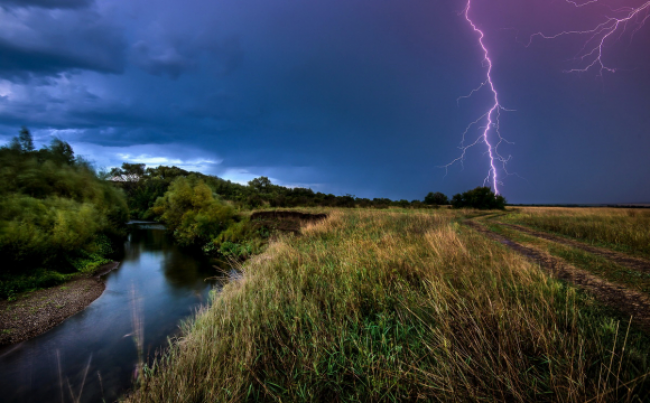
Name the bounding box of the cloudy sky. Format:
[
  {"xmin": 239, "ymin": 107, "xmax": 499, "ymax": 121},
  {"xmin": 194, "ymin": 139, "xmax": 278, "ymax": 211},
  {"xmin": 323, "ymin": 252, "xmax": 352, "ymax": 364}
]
[{"xmin": 0, "ymin": 0, "xmax": 648, "ymax": 203}]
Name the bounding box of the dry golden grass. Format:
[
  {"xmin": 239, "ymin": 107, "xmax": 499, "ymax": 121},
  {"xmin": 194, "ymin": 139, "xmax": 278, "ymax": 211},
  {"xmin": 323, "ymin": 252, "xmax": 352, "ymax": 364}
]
[{"xmin": 127, "ymin": 208, "xmax": 650, "ymax": 403}]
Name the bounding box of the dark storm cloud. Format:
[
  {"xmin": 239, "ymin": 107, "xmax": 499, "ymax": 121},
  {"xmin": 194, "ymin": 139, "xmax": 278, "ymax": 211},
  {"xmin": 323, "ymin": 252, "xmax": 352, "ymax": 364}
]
[
  {"xmin": 0, "ymin": 0, "xmax": 93, "ymax": 9},
  {"xmin": 130, "ymin": 36, "xmax": 242, "ymax": 79},
  {"xmin": 0, "ymin": 6, "xmax": 124, "ymax": 79},
  {"xmin": 0, "ymin": 36, "xmax": 123, "ymax": 79},
  {"xmin": 1, "ymin": 0, "xmax": 649, "ymax": 203}
]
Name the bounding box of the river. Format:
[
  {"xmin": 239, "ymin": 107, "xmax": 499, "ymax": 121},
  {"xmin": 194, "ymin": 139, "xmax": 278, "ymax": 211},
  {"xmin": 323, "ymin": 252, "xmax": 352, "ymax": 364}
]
[{"xmin": 0, "ymin": 223, "xmax": 220, "ymax": 403}]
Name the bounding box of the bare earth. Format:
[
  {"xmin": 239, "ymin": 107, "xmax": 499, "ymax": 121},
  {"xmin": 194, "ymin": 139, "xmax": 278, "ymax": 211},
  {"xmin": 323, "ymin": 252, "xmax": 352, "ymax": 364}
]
[
  {"xmin": 0, "ymin": 262, "xmax": 119, "ymax": 346},
  {"xmin": 465, "ymin": 221, "xmax": 650, "ymax": 332}
]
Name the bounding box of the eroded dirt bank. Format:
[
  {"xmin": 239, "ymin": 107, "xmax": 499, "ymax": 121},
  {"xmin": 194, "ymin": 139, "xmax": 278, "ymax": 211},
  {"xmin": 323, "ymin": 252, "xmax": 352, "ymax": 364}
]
[
  {"xmin": 250, "ymin": 211, "xmax": 328, "ymax": 234},
  {"xmin": 0, "ymin": 262, "xmax": 119, "ymax": 346}
]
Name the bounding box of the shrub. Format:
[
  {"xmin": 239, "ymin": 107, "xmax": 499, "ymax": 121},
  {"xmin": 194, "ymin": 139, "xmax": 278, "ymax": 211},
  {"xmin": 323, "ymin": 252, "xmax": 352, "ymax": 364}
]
[
  {"xmin": 424, "ymin": 191, "xmax": 449, "ymax": 206},
  {"xmin": 152, "ymin": 176, "xmax": 237, "ymax": 246},
  {"xmin": 451, "ymin": 187, "xmax": 506, "ymax": 210},
  {"xmin": 0, "ymin": 128, "xmax": 128, "ymax": 297}
]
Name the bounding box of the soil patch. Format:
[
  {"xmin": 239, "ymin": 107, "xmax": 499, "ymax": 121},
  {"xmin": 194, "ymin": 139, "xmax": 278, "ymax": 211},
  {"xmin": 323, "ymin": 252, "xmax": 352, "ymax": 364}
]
[
  {"xmin": 497, "ymin": 222, "xmax": 650, "ymax": 275},
  {"xmin": 0, "ymin": 262, "xmax": 119, "ymax": 346},
  {"xmin": 465, "ymin": 221, "xmax": 650, "ymax": 332},
  {"xmin": 250, "ymin": 211, "xmax": 327, "ymax": 235}
]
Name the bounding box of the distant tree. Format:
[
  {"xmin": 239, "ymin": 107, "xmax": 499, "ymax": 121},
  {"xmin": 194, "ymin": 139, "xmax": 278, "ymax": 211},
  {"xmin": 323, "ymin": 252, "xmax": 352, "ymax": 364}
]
[
  {"xmin": 410, "ymin": 200, "xmax": 425, "ymax": 209},
  {"xmin": 356, "ymin": 198, "xmax": 373, "ymax": 208},
  {"xmin": 18, "ymin": 127, "xmax": 35, "ymax": 152},
  {"xmin": 396, "ymin": 199, "xmax": 410, "ymax": 208},
  {"xmin": 47, "ymin": 138, "xmax": 75, "ymax": 165},
  {"xmin": 8, "ymin": 126, "xmax": 35, "ymax": 152},
  {"xmin": 335, "ymin": 194, "xmax": 356, "ymax": 208},
  {"xmin": 248, "ymin": 176, "xmax": 272, "ymax": 192},
  {"xmin": 372, "ymin": 198, "xmax": 391, "ymax": 209},
  {"xmin": 451, "ymin": 187, "xmax": 506, "ymax": 210},
  {"xmin": 424, "ymin": 191, "xmax": 449, "ymax": 206},
  {"xmin": 146, "ymin": 165, "xmax": 189, "ymax": 180}
]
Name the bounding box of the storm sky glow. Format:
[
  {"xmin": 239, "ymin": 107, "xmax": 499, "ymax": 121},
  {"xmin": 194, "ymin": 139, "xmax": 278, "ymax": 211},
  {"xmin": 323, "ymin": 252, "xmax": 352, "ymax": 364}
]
[
  {"xmin": 0, "ymin": 0, "xmax": 648, "ymax": 203},
  {"xmin": 531, "ymin": 0, "xmax": 650, "ymax": 75}
]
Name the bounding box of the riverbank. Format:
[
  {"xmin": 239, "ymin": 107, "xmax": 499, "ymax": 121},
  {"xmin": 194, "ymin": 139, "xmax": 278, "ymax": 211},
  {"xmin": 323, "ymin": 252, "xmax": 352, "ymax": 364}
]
[
  {"xmin": 127, "ymin": 208, "xmax": 650, "ymax": 402},
  {"xmin": 0, "ymin": 262, "xmax": 119, "ymax": 346}
]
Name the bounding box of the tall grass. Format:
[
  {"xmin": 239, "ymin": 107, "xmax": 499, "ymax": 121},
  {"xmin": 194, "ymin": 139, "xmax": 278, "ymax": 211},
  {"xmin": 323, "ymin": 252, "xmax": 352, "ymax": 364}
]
[
  {"xmin": 503, "ymin": 207, "xmax": 650, "ymax": 258},
  {"xmin": 488, "ymin": 223, "xmax": 650, "ymax": 297},
  {"xmin": 128, "ymin": 209, "xmax": 650, "ymax": 402}
]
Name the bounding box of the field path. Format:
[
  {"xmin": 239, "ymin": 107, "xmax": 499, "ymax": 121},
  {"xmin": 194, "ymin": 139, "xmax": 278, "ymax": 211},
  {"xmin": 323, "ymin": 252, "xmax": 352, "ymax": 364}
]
[
  {"xmin": 464, "ymin": 220, "xmax": 650, "ymax": 332},
  {"xmin": 493, "ymin": 222, "xmax": 650, "ymax": 275}
]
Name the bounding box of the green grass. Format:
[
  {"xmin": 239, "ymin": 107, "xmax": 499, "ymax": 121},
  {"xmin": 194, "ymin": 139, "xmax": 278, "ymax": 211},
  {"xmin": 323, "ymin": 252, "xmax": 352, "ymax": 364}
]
[
  {"xmin": 487, "ymin": 223, "xmax": 650, "ymax": 297},
  {"xmin": 127, "ymin": 209, "xmax": 650, "ymax": 403},
  {"xmin": 501, "ymin": 207, "xmax": 650, "ymax": 259}
]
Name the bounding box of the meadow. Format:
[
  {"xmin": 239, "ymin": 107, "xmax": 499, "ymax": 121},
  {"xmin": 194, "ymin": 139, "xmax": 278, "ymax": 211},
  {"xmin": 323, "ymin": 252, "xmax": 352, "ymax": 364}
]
[
  {"xmin": 500, "ymin": 207, "xmax": 650, "ymax": 258},
  {"xmin": 127, "ymin": 208, "xmax": 650, "ymax": 403}
]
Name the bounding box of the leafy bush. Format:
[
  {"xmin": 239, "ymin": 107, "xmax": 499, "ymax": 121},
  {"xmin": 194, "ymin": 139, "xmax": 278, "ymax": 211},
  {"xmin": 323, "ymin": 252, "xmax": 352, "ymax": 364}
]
[
  {"xmin": 424, "ymin": 191, "xmax": 449, "ymax": 205},
  {"xmin": 152, "ymin": 176, "xmax": 237, "ymax": 246},
  {"xmin": 0, "ymin": 128, "xmax": 128, "ymax": 297},
  {"xmin": 451, "ymin": 187, "xmax": 506, "ymax": 210}
]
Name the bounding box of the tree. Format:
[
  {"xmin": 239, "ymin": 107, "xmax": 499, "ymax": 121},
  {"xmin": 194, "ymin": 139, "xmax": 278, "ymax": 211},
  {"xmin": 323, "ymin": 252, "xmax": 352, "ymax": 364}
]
[
  {"xmin": 8, "ymin": 126, "xmax": 35, "ymax": 153},
  {"xmin": 424, "ymin": 191, "xmax": 449, "ymax": 206},
  {"xmin": 152, "ymin": 177, "xmax": 236, "ymax": 246},
  {"xmin": 450, "ymin": 187, "xmax": 506, "ymax": 210},
  {"xmin": 18, "ymin": 127, "xmax": 35, "ymax": 152},
  {"xmin": 248, "ymin": 176, "xmax": 272, "ymax": 192},
  {"xmin": 396, "ymin": 199, "xmax": 410, "ymax": 208},
  {"xmin": 48, "ymin": 138, "xmax": 75, "ymax": 165}
]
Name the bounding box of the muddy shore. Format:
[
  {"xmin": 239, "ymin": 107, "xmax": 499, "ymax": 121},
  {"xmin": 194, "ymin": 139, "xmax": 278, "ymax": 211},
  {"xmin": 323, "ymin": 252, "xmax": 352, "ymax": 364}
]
[{"xmin": 0, "ymin": 262, "xmax": 119, "ymax": 346}]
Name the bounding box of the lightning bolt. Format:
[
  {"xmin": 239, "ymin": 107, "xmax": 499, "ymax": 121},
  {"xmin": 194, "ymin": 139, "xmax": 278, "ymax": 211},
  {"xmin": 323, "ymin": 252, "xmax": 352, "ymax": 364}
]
[
  {"xmin": 445, "ymin": 0, "xmax": 511, "ymax": 195},
  {"xmin": 529, "ymin": 0, "xmax": 650, "ymax": 76}
]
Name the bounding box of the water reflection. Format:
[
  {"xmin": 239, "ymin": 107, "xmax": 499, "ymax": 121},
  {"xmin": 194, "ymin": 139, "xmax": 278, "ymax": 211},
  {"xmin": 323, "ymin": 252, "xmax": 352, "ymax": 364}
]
[{"xmin": 0, "ymin": 224, "xmax": 219, "ymax": 403}]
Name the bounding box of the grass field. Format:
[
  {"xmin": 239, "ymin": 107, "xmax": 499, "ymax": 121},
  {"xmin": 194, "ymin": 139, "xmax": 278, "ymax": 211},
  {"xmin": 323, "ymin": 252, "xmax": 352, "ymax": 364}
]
[
  {"xmin": 486, "ymin": 223, "xmax": 650, "ymax": 298},
  {"xmin": 501, "ymin": 207, "xmax": 650, "ymax": 259},
  {"xmin": 127, "ymin": 208, "xmax": 650, "ymax": 402}
]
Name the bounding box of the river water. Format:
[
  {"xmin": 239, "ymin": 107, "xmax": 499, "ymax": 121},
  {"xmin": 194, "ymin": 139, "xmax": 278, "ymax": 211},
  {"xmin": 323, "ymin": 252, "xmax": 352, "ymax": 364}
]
[{"xmin": 0, "ymin": 223, "xmax": 219, "ymax": 403}]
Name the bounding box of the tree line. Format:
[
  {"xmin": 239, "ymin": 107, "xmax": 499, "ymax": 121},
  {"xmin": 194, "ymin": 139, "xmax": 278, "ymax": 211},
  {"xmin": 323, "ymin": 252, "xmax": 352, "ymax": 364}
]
[
  {"xmin": 0, "ymin": 127, "xmax": 505, "ymax": 298},
  {"xmin": 0, "ymin": 128, "xmax": 128, "ymax": 299},
  {"xmin": 110, "ymin": 162, "xmax": 505, "ymax": 220}
]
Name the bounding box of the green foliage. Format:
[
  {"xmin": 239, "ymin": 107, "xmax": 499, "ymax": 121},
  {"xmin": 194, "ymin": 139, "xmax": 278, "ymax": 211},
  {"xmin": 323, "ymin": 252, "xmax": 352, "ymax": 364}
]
[
  {"xmin": 153, "ymin": 176, "xmax": 237, "ymax": 246},
  {"xmin": 12, "ymin": 126, "xmax": 35, "ymax": 152},
  {"xmin": 119, "ymin": 163, "xmax": 449, "ymax": 217},
  {"xmin": 0, "ymin": 127, "xmax": 128, "ymax": 298},
  {"xmin": 451, "ymin": 186, "xmax": 506, "ymax": 210},
  {"xmin": 248, "ymin": 176, "xmax": 272, "ymax": 192},
  {"xmin": 424, "ymin": 191, "xmax": 449, "ymax": 205}
]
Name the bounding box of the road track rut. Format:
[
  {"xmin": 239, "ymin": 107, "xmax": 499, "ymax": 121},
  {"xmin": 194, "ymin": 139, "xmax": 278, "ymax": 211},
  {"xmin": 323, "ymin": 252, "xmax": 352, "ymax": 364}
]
[
  {"xmin": 496, "ymin": 222, "xmax": 650, "ymax": 275},
  {"xmin": 465, "ymin": 220, "xmax": 650, "ymax": 332}
]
